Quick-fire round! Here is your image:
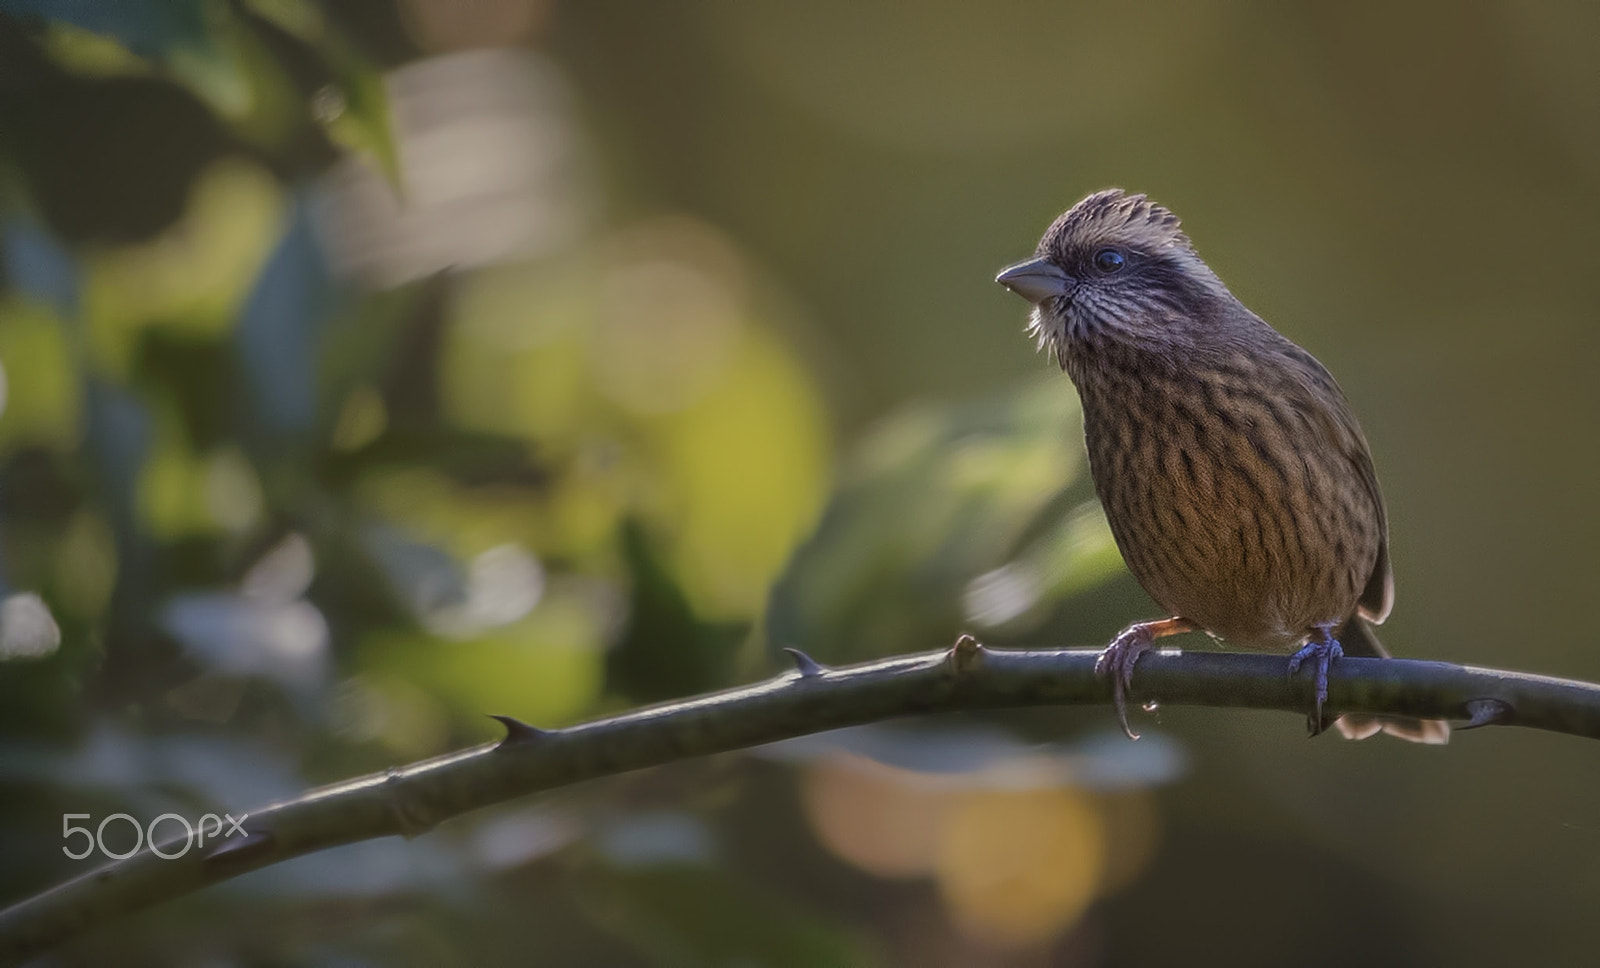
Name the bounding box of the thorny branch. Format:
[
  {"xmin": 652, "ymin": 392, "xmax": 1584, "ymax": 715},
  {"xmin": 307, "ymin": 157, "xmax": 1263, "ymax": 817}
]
[{"xmin": 4, "ymin": 638, "xmax": 1599, "ymax": 964}]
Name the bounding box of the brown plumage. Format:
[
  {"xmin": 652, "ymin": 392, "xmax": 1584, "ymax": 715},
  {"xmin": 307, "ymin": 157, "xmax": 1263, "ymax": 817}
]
[{"xmin": 997, "ymin": 189, "xmax": 1447, "ymax": 744}]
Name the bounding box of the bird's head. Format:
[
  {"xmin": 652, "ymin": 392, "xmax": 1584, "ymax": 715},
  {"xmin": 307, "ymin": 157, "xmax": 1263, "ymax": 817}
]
[{"xmin": 997, "ymin": 189, "xmax": 1229, "ymax": 364}]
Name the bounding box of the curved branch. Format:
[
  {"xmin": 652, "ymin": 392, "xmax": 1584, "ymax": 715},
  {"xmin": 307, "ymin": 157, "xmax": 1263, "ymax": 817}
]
[{"xmin": 4, "ymin": 641, "xmax": 1599, "ymax": 963}]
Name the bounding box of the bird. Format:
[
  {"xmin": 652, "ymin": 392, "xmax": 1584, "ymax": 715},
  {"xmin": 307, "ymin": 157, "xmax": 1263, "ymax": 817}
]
[{"xmin": 995, "ymin": 189, "xmax": 1448, "ymax": 744}]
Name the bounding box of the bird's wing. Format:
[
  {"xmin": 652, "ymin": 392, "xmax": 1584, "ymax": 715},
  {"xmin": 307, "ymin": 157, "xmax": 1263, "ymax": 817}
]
[
  {"xmin": 1356, "ymin": 512, "xmax": 1394, "ymax": 624},
  {"xmin": 1350, "ymin": 444, "xmax": 1388, "ymax": 624},
  {"xmin": 1280, "ymin": 339, "xmax": 1393, "ymax": 624},
  {"xmin": 1338, "ymin": 394, "xmax": 1393, "ymax": 624}
]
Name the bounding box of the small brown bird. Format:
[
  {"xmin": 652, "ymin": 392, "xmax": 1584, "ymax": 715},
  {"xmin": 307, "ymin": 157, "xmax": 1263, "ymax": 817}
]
[{"xmin": 997, "ymin": 189, "xmax": 1448, "ymax": 744}]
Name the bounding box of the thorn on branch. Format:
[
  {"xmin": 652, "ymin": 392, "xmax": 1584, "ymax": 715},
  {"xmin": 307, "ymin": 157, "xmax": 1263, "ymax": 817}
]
[
  {"xmin": 1459, "ymin": 698, "xmax": 1514, "ymax": 730},
  {"xmin": 489, "ymin": 714, "xmax": 550, "ymax": 749},
  {"xmin": 782, "ymin": 647, "xmax": 826, "ymax": 678},
  {"xmin": 947, "ymin": 633, "xmax": 986, "ymax": 676}
]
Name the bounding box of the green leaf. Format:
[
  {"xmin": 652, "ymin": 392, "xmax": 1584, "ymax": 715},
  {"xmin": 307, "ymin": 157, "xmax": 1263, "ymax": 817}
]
[
  {"xmin": 767, "ymin": 380, "xmax": 1120, "ymax": 662},
  {"xmin": 607, "ymin": 520, "xmax": 748, "ymax": 703},
  {"xmin": 310, "ymin": 40, "xmax": 401, "ymax": 189}
]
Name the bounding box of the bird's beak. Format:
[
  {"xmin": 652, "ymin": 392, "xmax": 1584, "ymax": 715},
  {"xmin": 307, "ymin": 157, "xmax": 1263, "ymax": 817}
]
[{"xmin": 996, "ymin": 258, "xmax": 1075, "ymax": 305}]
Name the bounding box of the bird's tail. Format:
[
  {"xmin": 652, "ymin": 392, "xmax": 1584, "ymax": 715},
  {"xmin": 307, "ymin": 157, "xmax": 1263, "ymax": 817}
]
[{"xmin": 1331, "ymin": 618, "xmax": 1451, "ymax": 745}]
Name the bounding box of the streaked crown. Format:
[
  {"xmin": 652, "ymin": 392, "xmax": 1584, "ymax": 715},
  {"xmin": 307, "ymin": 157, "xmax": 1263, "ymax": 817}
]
[{"xmin": 1038, "ymin": 189, "xmax": 1191, "ymax": 261}]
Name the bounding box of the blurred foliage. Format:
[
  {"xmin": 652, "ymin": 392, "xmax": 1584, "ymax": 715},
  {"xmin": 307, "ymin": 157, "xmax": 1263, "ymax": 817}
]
[
  {"xmin": 770, "ymin": 380, "xmax": 1120, "ymax": 664},
  {"xmin": 0, "ymin": 1, "xmax": 1135, "ymax": 962},
  {"xmin": 1, "ymin": 0, "xmax": 1598, "ymax": 966}
]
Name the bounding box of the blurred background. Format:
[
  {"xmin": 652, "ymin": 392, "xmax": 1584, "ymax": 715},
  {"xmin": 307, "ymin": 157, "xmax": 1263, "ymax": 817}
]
[{"xmin": 0, "ymin": 1, "xmax": 1597, "ymax": 965}]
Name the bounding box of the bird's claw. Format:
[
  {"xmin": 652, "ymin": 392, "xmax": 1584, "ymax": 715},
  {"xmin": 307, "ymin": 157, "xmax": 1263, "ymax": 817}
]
[
  {"xmin": 1097, "ymin": 625, "xmax": 1157, "ymax": 740},
  {"xmin": 1288, "ymin": 628, "xmax": 1344, "ymax": 735}
]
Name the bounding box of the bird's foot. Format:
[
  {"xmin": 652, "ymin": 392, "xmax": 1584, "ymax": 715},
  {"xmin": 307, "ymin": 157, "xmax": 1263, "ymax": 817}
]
[
  {"xmin": 1288, "ymin": 626, "xmax": 1344, "ymax": 735},
  {"xmin": 1097, "ymin": 625, "xmax": 1155, "ymax": 740},
  {"xmin": 1096, "ymin": 617, "xmax": 1196, "ymax": 740}
]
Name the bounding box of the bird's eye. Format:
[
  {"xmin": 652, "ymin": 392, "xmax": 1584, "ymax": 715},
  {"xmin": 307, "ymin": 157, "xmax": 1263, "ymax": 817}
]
[{"xmin": 1094, "ymin": 248, "xmax": 1126, "ymax": 274}]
